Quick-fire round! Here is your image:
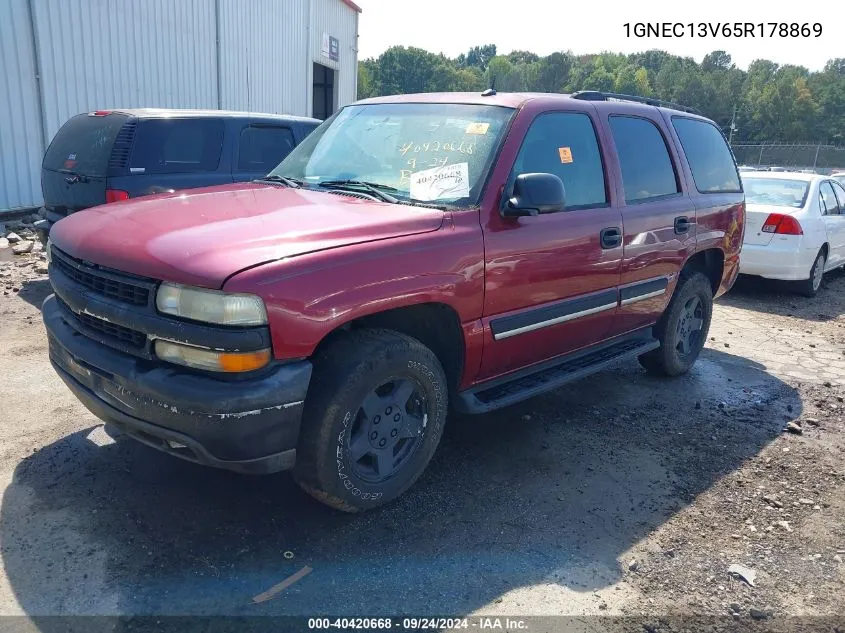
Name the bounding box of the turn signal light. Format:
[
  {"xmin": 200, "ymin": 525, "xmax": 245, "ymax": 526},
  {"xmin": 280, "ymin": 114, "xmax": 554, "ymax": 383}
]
[
  {"xmin": 154, "ymin": 339, "xmax": 271, "ymax": 373},
  {"xmin": 761, "ymin": 213, "xmax": 803, "ymax": 235}
]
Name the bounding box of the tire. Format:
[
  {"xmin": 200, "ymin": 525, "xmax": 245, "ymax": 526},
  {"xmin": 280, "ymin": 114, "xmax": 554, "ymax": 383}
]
[
  {"xmin": 294, "ymin": 329, "xmax": 448, "ymax": 512},
  {"xmin": 638, "ymin": 272, "xmax": 713, "ymax": 377},
  {"xmin": 796, "ymin": 249, "xmax": 825, "ymax": 297}
]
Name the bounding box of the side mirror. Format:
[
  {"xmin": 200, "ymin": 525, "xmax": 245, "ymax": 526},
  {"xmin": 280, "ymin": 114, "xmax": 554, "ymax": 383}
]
[{"xmin": 503, "ymin": 173, "xmax": 566, "ymax": 218}]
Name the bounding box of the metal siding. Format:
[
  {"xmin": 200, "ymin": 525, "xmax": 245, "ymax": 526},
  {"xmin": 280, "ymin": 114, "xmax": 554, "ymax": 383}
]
[
  {"xmin": 0, "ymin": 0, "xmax": 359, "ymax": 211},
  {"xmin": 310, "ymin": 0, "xmax": 359, "ymax": 110},
  {"xmin": 218, "ymin": 0, "xmax": 309, "ymax": 116},
  {"xmin": 0, "ymin": 0, "xmax": 44, "ymax": 210},
  {"xmin": 32, "ymin": 0, "xmax": 218, "ymax": 142}
]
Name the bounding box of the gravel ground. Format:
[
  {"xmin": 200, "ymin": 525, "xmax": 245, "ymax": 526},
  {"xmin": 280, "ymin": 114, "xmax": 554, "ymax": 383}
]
[{"xmin": 0, "ymin": 247, "xmax": 843, "ymax": 631}]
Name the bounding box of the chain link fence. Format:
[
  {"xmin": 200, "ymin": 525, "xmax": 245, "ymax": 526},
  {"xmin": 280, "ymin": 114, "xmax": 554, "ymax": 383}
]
[{"xmin": 731, "ymin": 143, "xmax": 845, "ymax": 173}]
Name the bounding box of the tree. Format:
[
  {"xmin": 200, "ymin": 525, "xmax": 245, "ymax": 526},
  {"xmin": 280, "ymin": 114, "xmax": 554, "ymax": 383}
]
[
  {"xmin": 457, "ymin": 44, "xmax": 497, "ymax": 71},
  {"xmin": 356, "ymin": 45, "xmax": 845, "ymax": 145},
  {"xmin": 507, "ymin": 50, "xmax": 540, "ymax": 65},
  {"xmin": 702, "ymin": 51, "xmax": 733, "ymax": 72},
  {"xmin": 536, "ymin": 52, "xmax": 573, "ymax": 93}
]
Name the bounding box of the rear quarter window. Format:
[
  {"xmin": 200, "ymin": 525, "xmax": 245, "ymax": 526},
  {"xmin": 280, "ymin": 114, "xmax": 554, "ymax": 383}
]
[
  {"xmin": 672, "ymin": 117, "xmax": 741, "ymax": 193},
  {"xmin": 43, "ymin": 113, "xmax": 128, "ymax": 176},
  {"xmin": 129, "ymin": 118, "xmax": 224, "ymax": 174},
  {"xmin": 237, "ymin": 126, "xmax": 296, "ymax": 173}
]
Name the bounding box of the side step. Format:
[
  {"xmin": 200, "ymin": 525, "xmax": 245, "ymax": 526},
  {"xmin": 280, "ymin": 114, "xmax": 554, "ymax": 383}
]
[{"xmin": 456, "ymin": 329, "xmax": 659, "ymax": 414}]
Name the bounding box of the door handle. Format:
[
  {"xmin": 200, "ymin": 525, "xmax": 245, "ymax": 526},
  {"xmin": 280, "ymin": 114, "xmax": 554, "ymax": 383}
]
[
  {"xmin": 600, "ymin": 227, "xmax": 622, "ymax": 249},
  {"xmin": 674, "ymin": 216, "xmax": 691, "ymax": 234}
]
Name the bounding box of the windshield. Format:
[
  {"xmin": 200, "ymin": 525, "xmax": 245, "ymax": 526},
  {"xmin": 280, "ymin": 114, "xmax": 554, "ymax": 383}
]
[
  {"xmin": 741, "ymin": 177, "xmax": 810, "ymax": 208},
  {"xmin": 269, "ymin": 103, "xmax": 515, "ymax": 208}
]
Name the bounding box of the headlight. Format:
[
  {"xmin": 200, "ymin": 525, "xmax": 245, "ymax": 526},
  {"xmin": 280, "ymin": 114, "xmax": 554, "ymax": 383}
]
[
  {"xmin": 154, "ymin": 340, "xmax": 271, "ymax": 373},
  {"xmin": 45, "ymin": 238, "xmax": 52, "ymax": 264},
  {"xmin": 156, "ymin": 283, "xmax": 267, "ymax": 326}
]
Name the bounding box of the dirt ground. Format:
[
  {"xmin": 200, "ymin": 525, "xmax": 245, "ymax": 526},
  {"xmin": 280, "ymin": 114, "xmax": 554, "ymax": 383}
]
[{"xmin": 0, "ymin": 248, "xmax": 843, "ymax": 631}]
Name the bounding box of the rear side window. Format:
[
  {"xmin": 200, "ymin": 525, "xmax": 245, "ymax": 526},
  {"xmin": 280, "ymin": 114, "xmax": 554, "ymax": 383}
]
[
  {"xmin": 832, "ymin": 181, "xmax": 845, "ymax": 211},
  {"xmin": 238, "ymin": 126, "xmax": 296, "ymax": 173},
  {"xmin": 512, "ymin": 112, "xmax": 607, "ymax": 209},
  {"xmin": 672, "ymin": 117, "xmax": 741, "ymax": 193},
  {"xmin": 43, "ymin": 113, "xmax": 128, "ymax": 176},
  {"xmin": 129, "ymin": 119, "xmax": 224, "ymax": 174},
  {"xmin": 609, "ymin": 116, "xmax": 679, "ymax": 203},
  {"xmin": 820, "ymin": 181, "xmax": 841, "ymax": 215}
]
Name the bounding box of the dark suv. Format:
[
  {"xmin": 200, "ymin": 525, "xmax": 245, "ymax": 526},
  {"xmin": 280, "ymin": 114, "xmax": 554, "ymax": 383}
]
[
  {"xmin": 38, "ymin": 109, "xmax": 320, "ymax": 236},
  {"xmin": 43, "ymin": 91, "xmax": 745, "ymax": 512}
]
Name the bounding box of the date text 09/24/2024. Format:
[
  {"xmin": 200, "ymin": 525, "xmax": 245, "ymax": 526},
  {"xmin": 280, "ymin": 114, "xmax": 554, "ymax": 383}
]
[
  {"xmin": 308, "ymin": 618, "xmax": 528, "ymax": 630},
  {"xmin": 624, "ymin": 22, "xmax": 822, "ymax": 38}
]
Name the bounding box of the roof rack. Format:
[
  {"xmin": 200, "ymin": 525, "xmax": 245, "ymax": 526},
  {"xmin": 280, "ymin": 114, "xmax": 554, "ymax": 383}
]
[{"xmin": 571, "ymin": 91, "xmax": 701, "ymax": 115}]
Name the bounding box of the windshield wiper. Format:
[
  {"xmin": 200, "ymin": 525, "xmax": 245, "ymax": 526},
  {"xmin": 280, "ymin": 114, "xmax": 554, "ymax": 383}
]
[
  {"xmin": 254, "ymin": 175, "xmax": 303, "ymax": 188},
  {"xmin": 318, "ymin": 180, "xmax": 399, "ymax": 204}
]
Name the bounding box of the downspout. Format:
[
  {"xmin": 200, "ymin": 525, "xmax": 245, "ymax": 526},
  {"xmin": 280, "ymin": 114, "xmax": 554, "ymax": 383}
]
[
  {"xmin": 25, "ymin": 0, "xmax": 48, "ymax": 152},
  {"xmin": 305, "ymin": 0, "xmax": 313, "ymax": 117},
  {"xmin": 215, "ymin": 0, "xmax": 222, "ymax": 109}
]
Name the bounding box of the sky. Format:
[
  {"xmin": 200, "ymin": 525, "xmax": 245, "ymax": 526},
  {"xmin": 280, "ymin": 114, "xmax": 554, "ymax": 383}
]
[{"xmin": 354, "ymin": 0, "xmax": 836, "ymax": 71}]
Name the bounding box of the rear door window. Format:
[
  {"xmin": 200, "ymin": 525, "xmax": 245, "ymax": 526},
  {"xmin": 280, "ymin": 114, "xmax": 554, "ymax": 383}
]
[
  {"xmin": 237, "ymin": 126, "xmax": 296, "ymax": 173},
  {"xmin": 43, "ymin": 113, "xmax": 128, "ymax": 176},
  {"xmin": 129, "ymin": 118, "xmax": 224, "ymax": 174},
  {"xmin": 512, "ymin": 112, "xmax": 607, "ymax": 209},
  {"xmin": 672, "ymin": 117, "xmax": 741, "ymax": 193},
  {"xmin": 608, "ymin": 116, "xmax": 679, "ymax": 203},
  {"xmin": 820, "ymin": 181, "xmax": 841, "ymax": 215},
  {"xmin": 832, "ymin": 181, "xmax": 845, "ymax": 212}
]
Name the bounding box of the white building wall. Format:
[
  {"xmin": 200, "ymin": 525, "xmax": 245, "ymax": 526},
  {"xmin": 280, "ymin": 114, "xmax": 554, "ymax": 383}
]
[
  {"xmin": 32, "ymin": 0, "xmax": 219, "ymax": 142},
  {"xmin": 218, "ymin": 0, "xmax": 309, "ymax": 115},
  {"xmin": 0, "ymin": 0, "xmax": 45, "ymax": 211},
  {"xmin": 0, "ymin": 0, "xmax": 359, "ymax": 212}
]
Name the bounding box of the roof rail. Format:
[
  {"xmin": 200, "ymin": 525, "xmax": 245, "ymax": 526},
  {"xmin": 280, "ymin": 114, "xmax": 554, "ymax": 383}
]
[{"xmin": 571, "ymin": 91, "xmax": 701, "ymax": 115}]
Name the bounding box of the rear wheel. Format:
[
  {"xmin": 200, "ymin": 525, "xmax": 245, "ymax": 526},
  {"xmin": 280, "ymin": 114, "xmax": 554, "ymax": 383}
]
[
  {"xmin": 796, "ymin": 249, "xmax": 825, "ymax": 297},
  {"xmin": 638, "ymin": 272, "xmax": 713, "ymax": 376},
  {"xmin": 294, "ymin": 329, "xmax": 448, "ymax": 512}
]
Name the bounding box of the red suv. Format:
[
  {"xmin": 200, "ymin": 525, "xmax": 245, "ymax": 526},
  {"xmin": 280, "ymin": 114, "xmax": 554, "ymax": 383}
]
[{"xmin": 42, "ymin": 91, "xmax": 744, "ymax": 512}]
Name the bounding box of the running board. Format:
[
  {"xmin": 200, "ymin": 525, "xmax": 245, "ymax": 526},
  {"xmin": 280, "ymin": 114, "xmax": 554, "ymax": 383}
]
[{"xmin": 456, "ymin": 329, "xmax": 659, "ymax": 414}]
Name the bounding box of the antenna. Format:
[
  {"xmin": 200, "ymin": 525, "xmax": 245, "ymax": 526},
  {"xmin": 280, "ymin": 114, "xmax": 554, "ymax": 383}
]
[{"xmin": 481, "ymin": 77, "xmax": 497, "ymax": 97}]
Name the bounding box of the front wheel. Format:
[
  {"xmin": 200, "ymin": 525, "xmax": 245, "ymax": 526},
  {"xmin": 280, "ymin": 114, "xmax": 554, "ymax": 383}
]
[
  {"xmin": 638, "ymin": 272, "xmax": 714, "ymax": 376},
  {"xmin": 294, "ymin": 329, "xmax": 448, "ymax": 512}
]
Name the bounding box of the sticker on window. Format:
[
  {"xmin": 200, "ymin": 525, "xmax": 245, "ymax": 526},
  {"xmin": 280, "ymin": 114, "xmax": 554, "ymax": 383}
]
[
  {"xmin": 465, "ymin": 122, "xmax": 490, "ymax": 135},
  {"xmin": 410, "ymin": 162, "xmax": 470, "ymax": 201},
  {"xmin": 558, "ymin": 147, "xmax": 573, "ymax": 163}
]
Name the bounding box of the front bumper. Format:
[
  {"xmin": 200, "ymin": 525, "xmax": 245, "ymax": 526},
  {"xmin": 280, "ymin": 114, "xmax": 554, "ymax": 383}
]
[{"xmin": 43, "ymin": 294, "xmax": 312, "ymax": 474}]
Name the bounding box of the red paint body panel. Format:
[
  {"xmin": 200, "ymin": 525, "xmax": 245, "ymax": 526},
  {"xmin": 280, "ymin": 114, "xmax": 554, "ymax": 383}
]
[
  {"xmin": 223, "ymin": 211, "xmax": 485, "ymax": 373},
  {"xmin": 476, "ymin": 99, "xmax": 623, "ymax": 379},
  {"xmin": 49, "ymin": 183, "xmax": 444, "ymax": 289}
]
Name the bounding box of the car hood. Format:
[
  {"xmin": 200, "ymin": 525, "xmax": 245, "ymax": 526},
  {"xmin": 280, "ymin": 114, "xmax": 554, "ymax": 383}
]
[{"xmin": 50, "ymin": 183, "xmax": 445, "ymax": 288}]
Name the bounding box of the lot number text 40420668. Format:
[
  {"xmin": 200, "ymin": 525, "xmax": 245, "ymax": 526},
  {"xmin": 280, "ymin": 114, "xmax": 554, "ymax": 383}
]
[{"xmin": 624, "ymin": 23, "xmax": 822, "ymax": 38}]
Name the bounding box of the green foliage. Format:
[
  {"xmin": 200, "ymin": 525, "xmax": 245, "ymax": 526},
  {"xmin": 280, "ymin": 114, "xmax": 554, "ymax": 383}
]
[{"xmin": 358, "ymin": 45, "xmax": 845, "ymax": 143}]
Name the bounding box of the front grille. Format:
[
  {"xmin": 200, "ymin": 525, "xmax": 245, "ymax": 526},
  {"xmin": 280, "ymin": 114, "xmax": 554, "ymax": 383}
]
[
  {"xmin": 57, "ymin": 297, "xmax": 147, "ymax": 349},
  {"xmin": 52, "ymin": 249, "xmax": 150, "ymax": 306},
  {"xmin": 77, "ymin": 311, "xmax": 147, "ymax": 348}
]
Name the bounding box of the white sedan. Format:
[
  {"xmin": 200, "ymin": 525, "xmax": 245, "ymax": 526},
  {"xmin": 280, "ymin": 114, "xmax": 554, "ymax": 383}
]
[{"xmin": 740, "ymin": 171, "xmax": 845, "ymax": 296}]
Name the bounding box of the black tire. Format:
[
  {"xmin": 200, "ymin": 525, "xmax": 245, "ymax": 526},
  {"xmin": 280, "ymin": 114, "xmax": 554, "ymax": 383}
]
[
  {"xmin": 294, "ymin": 329, "xmax": 448, "ymax": 512},
  {"xmin": 638, "ymin": 272, "xmax": 713, "ymax": 377},
  {"xmin": 796, "ymin": 249, "xmax": 825, "ymax": 297}
]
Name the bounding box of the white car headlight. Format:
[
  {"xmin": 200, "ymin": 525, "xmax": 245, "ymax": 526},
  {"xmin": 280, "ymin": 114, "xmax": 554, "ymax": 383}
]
[
  {"xmin": 155, "ymin": 282, "xmax": 268, "ymax": 326},
  {"xmin": 45, "ymin": 238, "xmax": 53, "ymax": 264}
]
